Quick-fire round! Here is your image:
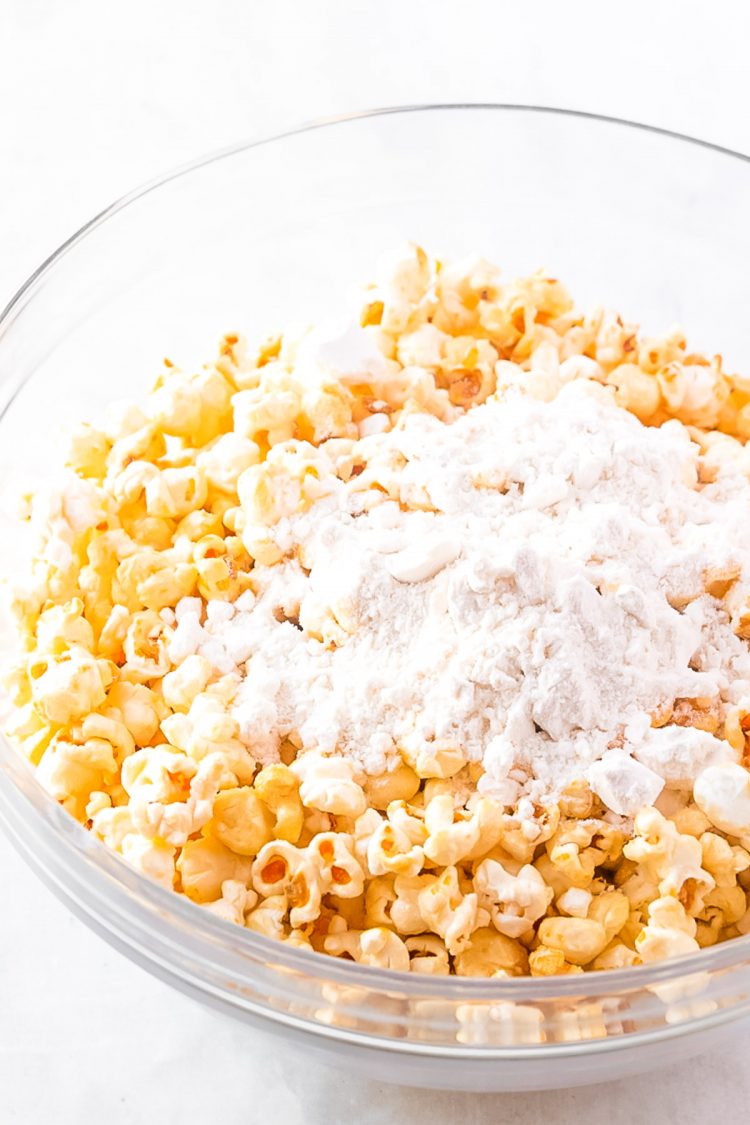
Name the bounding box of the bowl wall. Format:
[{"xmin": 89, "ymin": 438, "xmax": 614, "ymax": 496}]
[{"xmin": 2, "ymin": 106, "xmax": 750, "ymax": 1090}]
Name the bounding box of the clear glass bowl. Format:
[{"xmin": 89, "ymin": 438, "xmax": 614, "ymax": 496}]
[{"xmin": 2, "ymin": 106, "xmax": 750, "ymax": 1093}]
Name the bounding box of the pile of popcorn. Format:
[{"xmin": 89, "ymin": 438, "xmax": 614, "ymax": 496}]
[{"xmin": 8, "ymin": 243, "xmax": 750, "ymax": 979}]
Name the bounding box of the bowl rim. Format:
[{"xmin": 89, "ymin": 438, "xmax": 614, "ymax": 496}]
[{"xmin": 2, "ymin": 101, "xmax": 750, "ymax": 1007}]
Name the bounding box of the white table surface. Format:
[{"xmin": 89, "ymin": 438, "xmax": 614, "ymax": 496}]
[{"xmin": 2, "ymin": 2, "xmax": 750, "ymax": 1120}]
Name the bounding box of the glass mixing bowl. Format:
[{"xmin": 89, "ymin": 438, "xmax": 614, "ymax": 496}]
[{"xmin": 1, "ymin": 106, "xmax": 750, "ymax": 1093}]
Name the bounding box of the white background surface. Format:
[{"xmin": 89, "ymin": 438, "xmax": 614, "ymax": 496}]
[{"xmin": 2, "ymin": 2, "xmax": 750, "ymax": 1121}]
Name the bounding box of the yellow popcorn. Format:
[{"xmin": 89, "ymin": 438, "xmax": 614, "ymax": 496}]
[
  {"xmin": 197, "ymin": 433, "xmax": 260, "ymax": 493},
  {"xmin": 587, "ymin": 890, "xmax": 631, "ymax": 941},
  {"xmin": 105, "ymin": 681, "xmax": 165, "ymax": 744},
  {"xmin": 528, "ymin": 946, "xmax": 583, "ymax": 977},
  {"xmin": 121, "ymin": 746, "xmax": 196, "ymax": 802},
  {"xmin": 453, "ymin": 927, "xmax": 529, "ymax": 978},
  {"xmin": 385, "ymin": 799, "xmax": 428, "ymax": 846},
  {"xmin": 359, "ymin": 927, "xmax": 410, "ymax": 971},
  {"xmin": 463, "ymin": 797, "xmax": 504, "ymax": 861},
  {"xmin": 136, "ymin": 562, "xmax": 198, "ymax": 613},
  {"xmin": 161, "ymin": 654, "xmax": 213, "ymax": 712},
  {"xmin": 636, "ymin": 896, "xmax": 700, "ymax": 963},
  {"xmin": 555, "ymin": 887, "xmax": 593, "ymax": 919},
  {"xmin": 36, "ymin": 733, "xmax": 118, "ymax": 818},
  {"xmin": 253, "ymin": 764, "xmax": 304, "ymax": 844},
  {"xmin": 35, "ymin": 598, "xmax": 95, "ymax": 654},
  {"xmin": 245, "ymin": 894, "xmax": 288, "ymax": 939},
  {"xmin": 232, "ymin": 376, "xmax": 299, "ymax": 446},
  {"xmin": 203, "ymin": 879, "xmax": 258, "ymax": 925},
  {"xmin": 145, "ymin": 468, "xmax": 208, "ymax": 520},
  {"xmin": 66, "ymin": 423, "xmax": 111, "ymax": 479},
  {"xmin": 536, "ymin": 916, "xmax": 609, "ymax": 966},
  {"xmin": 605, "ymin": 363, "xmax": 661, "ymax": 422},
  {"xmin": 591, "ymin": 942, "xmax": 640, "ymax": 971},
  {"xmin": 399, "ymin": 735, "xmax": 465, "ymax": 781},
  {"xmin": 13, "ymin": 244, "xmax": 750, "ymax": 986},
  {"xmin": 206, "ymin": 787, "xmax": 275, "ymax": 857},
  {"xmin": 29, "ymin": 646, "xmax": 110, "ymax": 725},
  {"xmin": 322, "ymin": 928, "xmax": 364, "ymax": 962},
  {"xmin": 122, "ymin": 610, "xmax": 171, "ymax": 682},
  {"xmin": 148, "ymin": 367, "xmax": 233, "ymax": 446},
  {"xmin": 699, "ymin": 831, "xmax": 750, "ymax": 887},
  {"xmin": 405, "ymin": 934, "xmax": 450, "ymax": 975},
  {"xmin": 130, "ymin": 753, "xmax": 225, "ymax": 847},
  {"xmin": 291, "ymin": 753, "xmax": 367, "ymax": 819},
  {"xmin": 624, "ymin": 808, "xmax": 715, "ymax": 909},
  {"xmin": 364, "ymin": 874, "xmax": 397, "ymax": 927},
  {"xmin": 658, "ymin": 359, "xmax": 729, "ymax": 429},
  {"xmin": 363, "ymin": 763, "xmax": 420, "ymax": 810},
  {"xmin": 389, "ymin": 873, "xmax": 435, "ymax": 935},
  {"xmin": 372, "ymin": 242, "xmax": 433, "ymax": 336},
  {"xmin": 423, "ymin": 794, "xmax": 480, "ymax": 866},
  {"xmin": 73, "ymin": 713, "xmax": 135, "ymax": 762},
  {"xmin": 499, "ymin": 805, "xmax": 560, "ymax": 863},
  {"xmin": 700, "ymin": 884, "xmax": 747, "ymax": 927},
  {"xmin": 474, "ymin": 859, "xmax": 553, "ymax": 939},
  {"xmin": 85, "ymin": 790, "xmax": 112, "ymax": 821},
  {"xmin": 4, "ymin": 703, "xmax": 55, "ymax": 765},
  {"xmin": 107, "ymin": 422, "xmax": 166, "ymax": 476},
  {"xmin": 109, "ymin": 460, "xmax": 159, "ymax": 506},
  {"xmin": 91, "ymin": 805, "xmax": 137, "ymax": 851},
  {"xmin": 307, "ymin": 832, "xmax": 365, "ymax": 899},
  {"xmin": 363, "ymin": 818, "xmax": 425, "ymax": 878},
  {"xmin": 177, "ymin": 836, "xmax": 252, "ymax": 904},
  {"xmin": 417, "ymin": 865, "xmax": 482, "ymax": 955},
  {"xmin": 160, "ymin": 696, "xmax": 254, "ymax": 785},
  {"xmin": 251, "ymin": 840, "xmax": 324, "ymax": 927}
]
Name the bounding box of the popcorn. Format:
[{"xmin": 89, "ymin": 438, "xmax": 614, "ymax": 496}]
[
  {"xmin": 362, "ymin": 817, "xmax": 425, "ymax": 879},
  {"xmin": 453, "ymin": 927, "xmax": 529, "ymax": 978},
  {"xmin": 536, "ymin": 916, "xmax": 609, "ymax": 967},
  {"xmin": 473, "ymin": 859, "xmax": 552, "ymax": 938},
  {"xmin": 121, "ymin": 746, "xmax": 196, "ymax": 803},
  {"xmin": 130, "ymin": 753, "xmax": 225, "ymax": 847},
  {"xmin": 10, "ymin": 244, "xmax": 750, "ymax": 986},
  {"xmin": 359, "ymin": 927, "xmax": 410, "ymax": 971},
  {"xmin": 30, "ymin": 646, "xmax": 109, "ymax": 724},
  {"xmin": 417, "ymin": 866, "xmax": 482, "ymax": 955},
  {"xmin": 251, "ymin": 840, "xmax": 324, "ymax": 927},
  {"xmin": 556, "ymin": 887, "xmax": 593, "ymax": 919},
  {"xmin": 207, "ymin": 787, "xmax": 275, "ymax": 856},
  {"xmin": 624, "ymin": 808, "xmax": 715, "ymax": 910},
  {"xmin": 405, "ymin": 934, "xmax": 450, "ymax": 975},
  {"xmin": 291, "ymin": 753, "xmax": 367, "ymax": 819},
  {"xmin": 423, "ymin": 794, "xmax": 480, "ymax": 865},
  {"xmin": 177, "ymin": 836, "xmax": 252, "ymax": 904},
  {"xmin": 307, "ymin": 832, "xmax": 365, "ymax": 899},
  {"xmin": 198, "ymin": 433, "xmax": 260, "ymax": 493},
  {"xmin": 203, "ymin": 879, "xmax": 258, "ymax": 925},
  {"xmin": 254, "ymin": 764, "xmax": 304, "ymax": 844},
  {"xmin": 636, "ymin": 896, "xmax": 700, "ymax": 963}
]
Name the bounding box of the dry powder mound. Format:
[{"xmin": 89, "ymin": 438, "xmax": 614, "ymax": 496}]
[{"xmin": 229, "ymin": 380, "xmax": 750, "ymax": 812}]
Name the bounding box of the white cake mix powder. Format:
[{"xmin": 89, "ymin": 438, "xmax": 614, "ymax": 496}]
[{"xmin": 170, "ymin": 380, "xmax": 750, "ymax": 814}]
